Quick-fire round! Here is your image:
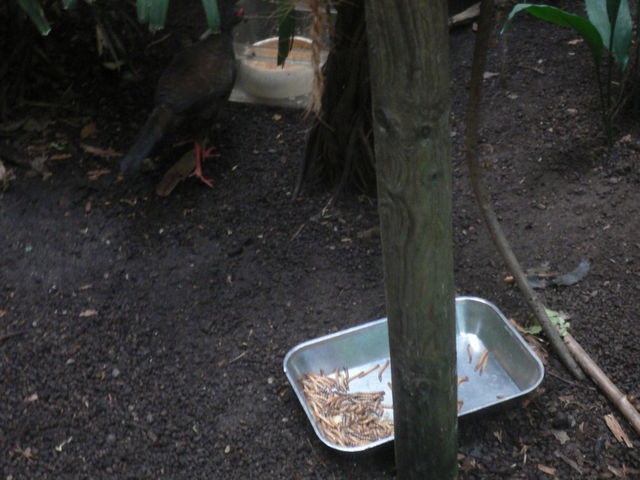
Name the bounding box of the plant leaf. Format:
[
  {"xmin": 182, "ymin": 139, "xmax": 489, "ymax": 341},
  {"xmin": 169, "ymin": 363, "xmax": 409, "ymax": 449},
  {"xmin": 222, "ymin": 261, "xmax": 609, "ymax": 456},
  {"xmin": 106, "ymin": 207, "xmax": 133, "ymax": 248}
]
[
  {"xmin": 148, "ymin": 0, "xmax": 170, "ymax": 31},
  {"xmin": 61, "ymin": 0, "xmax": 79, "ymax": 9},
  {"xmin": 277, "ymin": 0, "xmax": 295, "ymax": 66},
  {"xmin": 503, "ymin": 4, "xmax": 604, "ymax": 62},
  {"xmin": 18, "ymin": 0, "xmax": 52, "ymax": 36},
  {"xmin": 202, "ymin": 0, "xmax": 221, "ymax": 34},
  {"xmin": 586, "ymin": 0, "xmax": 632, "ymax": 70},
  {"xmin": 544, "ymin": 308, "xmax": 571, "ymax": 337},
  {"xmin": 136, "ymin": 0, "xmax": 150, "ymax": 24}
]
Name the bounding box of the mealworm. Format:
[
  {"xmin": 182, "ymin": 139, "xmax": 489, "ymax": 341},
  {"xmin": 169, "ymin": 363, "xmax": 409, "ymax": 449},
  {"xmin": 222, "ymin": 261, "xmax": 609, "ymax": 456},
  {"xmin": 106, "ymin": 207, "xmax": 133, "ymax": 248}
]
[
  {"xmin": 300, "ymin": 370, "xmax": 393, "ymax": 447},
  {"xmin": 378, "ymin": 359, "xmax": 390, "ymax": 382},
  {"xmin": 348, "ymin": 363, "xmax": 380, "ymax": 383},
  {"xmin": 475, "ymin": 349, "xmax": 490, "ymax": 374}
]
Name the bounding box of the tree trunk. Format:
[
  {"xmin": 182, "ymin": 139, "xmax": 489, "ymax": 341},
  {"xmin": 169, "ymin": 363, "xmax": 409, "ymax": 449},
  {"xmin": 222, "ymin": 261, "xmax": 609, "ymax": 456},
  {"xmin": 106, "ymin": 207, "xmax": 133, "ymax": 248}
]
[
  {"xmin": 364, "ymin": 0, "xmax": 457, "ymax": 478},
  {"xmin": 298, "ymin": 0, "xmax": 374, "ymax": 195}
]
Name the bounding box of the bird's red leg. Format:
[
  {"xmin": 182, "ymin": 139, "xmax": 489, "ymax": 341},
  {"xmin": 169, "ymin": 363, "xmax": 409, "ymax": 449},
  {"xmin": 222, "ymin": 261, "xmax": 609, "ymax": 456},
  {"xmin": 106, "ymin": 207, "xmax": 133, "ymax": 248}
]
[{"xmin": 189, "ymin": 141, "xmax": 216, "ymax": 187}]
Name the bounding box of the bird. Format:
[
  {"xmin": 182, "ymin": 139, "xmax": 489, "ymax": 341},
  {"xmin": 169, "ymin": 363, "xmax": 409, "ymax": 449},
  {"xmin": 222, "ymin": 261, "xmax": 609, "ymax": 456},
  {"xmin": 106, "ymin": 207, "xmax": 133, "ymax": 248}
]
[{"xmin": 120, "ymin": 4, "xmax": 244, "ymax": 186}]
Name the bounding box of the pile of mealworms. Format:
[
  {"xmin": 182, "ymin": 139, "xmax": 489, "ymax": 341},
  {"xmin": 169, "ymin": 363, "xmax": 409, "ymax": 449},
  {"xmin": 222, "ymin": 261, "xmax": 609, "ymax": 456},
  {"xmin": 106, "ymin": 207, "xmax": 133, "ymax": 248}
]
[
  {"xmin": 300, "ymin": 348, "xmax": 492, "ymax": 447},
  {"xmin": 299, "ymin": 363, "xmax": 393, "ymax": 447}
]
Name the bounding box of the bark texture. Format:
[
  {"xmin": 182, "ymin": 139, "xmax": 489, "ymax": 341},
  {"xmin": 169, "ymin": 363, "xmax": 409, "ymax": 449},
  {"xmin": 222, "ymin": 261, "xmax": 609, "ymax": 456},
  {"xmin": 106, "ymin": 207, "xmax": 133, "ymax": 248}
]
[{"xmin": 364, "ymin": 1, "xmax": 457, "ymax": 478}]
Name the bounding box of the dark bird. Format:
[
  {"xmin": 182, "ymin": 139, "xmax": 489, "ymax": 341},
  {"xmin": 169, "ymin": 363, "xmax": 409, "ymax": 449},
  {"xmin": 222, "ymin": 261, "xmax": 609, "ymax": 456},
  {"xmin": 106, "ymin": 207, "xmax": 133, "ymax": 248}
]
[{"xmin": 120, "ymin": 5, "xmax": 244, "ymax": 186}]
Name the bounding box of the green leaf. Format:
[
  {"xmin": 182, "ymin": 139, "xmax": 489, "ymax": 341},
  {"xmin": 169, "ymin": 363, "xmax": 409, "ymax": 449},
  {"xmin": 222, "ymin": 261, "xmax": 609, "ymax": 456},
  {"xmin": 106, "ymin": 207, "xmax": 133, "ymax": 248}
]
[
  {"xmin": 148, "ymin": 0, "xmax": 170, "ymax": 31},
  {"xmin": 544, "ymin": 308, "xmax": 571, "ymax": 337},
  {"xmin": 502, "ymin": 4, "xmax": 604, "ymax": 62},
  {"xmin": 202, "ymin": 0, "xmax": 221, "ymax": 33},
  {"xmin": 18, "ymin": 0, "xmax": 52, "ymax": 36},
  {"xmin": 136, "ymin": 0, "xmax": 150, "ymax": 24},
  {"xmin": 61, "ymin": 0, "xmax": 79, "ymax": 9},
  {"xmin": 586, "ymin": 0, "xmax": 632, "ymax": 70},
  {"xmin": 277, "ymin": 0, "xmax": 295, "ymax": 67},
  {"xmin": 606, "ymin": 0, "xmax": 622, "ymax": 25},
  {"xmin": 521, "ymin": 324, "xmax": 543, "ymax": 335}
]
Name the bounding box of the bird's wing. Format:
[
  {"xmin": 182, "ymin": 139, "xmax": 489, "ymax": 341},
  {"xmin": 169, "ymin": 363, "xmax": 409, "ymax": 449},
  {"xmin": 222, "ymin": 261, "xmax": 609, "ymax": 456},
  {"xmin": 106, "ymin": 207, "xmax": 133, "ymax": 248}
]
[{"xmin": 154, "ymin": 35, "xmax": 237, "ymax": 117}]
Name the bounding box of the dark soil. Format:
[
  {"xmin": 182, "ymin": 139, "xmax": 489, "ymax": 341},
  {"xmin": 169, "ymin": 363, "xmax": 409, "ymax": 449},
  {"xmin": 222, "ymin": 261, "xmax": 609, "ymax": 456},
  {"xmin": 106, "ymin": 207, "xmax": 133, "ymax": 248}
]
[{"xmin": 2, "ymin": 2, "xmax": 640, "ymax": 478}]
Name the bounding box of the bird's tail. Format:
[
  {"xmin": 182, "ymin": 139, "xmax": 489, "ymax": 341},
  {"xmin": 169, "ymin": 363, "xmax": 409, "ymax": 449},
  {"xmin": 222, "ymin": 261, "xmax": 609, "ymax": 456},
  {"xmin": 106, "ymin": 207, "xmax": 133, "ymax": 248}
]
[{"xmin": 120, "ymin": 107, "xmax": 174, "ymax": 175}]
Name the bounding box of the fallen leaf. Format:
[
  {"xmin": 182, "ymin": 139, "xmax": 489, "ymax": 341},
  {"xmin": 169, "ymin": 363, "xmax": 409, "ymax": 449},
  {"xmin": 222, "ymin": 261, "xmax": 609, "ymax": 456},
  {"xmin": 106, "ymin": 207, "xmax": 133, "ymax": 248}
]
[
  {"xmin": 0, "ymin": 310, "xmax": 6, "ymax": 318},
  {"xmin": 25, "ymin": 393, "xmax": 38, "ymax": 402},
  {"xmin": 79, "ymin": 309, "xmax": 98, "ymax": 317},
  {"xmin": 483, "ymin": 71, "xmax": 499, "ymax": 80},
  {"xmin": 567, "ymin": 38, "xmax": 583, "ymax": 45},
  {"xmin": 81, "ymin": 144, "xmax": 120, "ymax": 158},
  {"xmin": 80, "ymin": 123, "xmax": 97, "ymax": 139},
  {"xmin": 272, "ymin": 113, "xmax": 282, "ymax": 121},
  {"xmin": 537, "ymin": 464, "xmax": 556, "ymax": 475},
  {"xmin": 552, "ymin": 429, "xmax": 570, "ymax": 445},
  {"xmin": 604, "ymin": 413, "xmax": 634, "ymax": 448},
  {"xmin": 156, "ymin": 149, "xmax": 196, "ymax": 197}
]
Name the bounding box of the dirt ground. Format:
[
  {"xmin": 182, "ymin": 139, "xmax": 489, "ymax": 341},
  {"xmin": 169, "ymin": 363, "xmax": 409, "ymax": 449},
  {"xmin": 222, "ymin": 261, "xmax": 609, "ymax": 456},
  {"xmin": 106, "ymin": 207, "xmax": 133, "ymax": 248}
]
[{"xmin": 2, "ymin": 2, "xmax": 640, "ymax": 478}]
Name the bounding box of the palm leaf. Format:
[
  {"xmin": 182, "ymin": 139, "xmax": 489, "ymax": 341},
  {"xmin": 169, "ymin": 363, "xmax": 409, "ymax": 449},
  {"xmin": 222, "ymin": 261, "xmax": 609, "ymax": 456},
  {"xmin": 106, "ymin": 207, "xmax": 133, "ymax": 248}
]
[
  {"xmin": 202, "ymin": 0, "xmax": 221, "ymax": 33},
  {"xmin": 18, "ymin": 0, "xmax": 52, "ymax": 35},
  {"xmin": 503, "ymin": 4, "xmax": 604, "ymax": 62},
  {"xmin": 277, "ymin": 0, "xmax": 296, "ymax": 66}
]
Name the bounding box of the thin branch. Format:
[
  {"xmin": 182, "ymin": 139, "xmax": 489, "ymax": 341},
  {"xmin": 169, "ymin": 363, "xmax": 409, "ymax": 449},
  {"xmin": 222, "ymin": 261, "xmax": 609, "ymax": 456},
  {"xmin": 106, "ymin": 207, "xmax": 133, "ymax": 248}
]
[
  {"xmin": 564, "ymin": 333, "xmax": 640, "ymax": 436},
  {"xmin": 463, "ymin": 0, "xmax": 585, "ymax": 380}
]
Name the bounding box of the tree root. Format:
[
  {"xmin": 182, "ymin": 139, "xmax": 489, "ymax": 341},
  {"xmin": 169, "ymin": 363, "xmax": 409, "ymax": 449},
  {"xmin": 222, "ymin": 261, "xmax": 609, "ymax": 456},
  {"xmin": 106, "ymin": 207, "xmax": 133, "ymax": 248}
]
[
  {"xmin": 464, "ymin": 0, "xmax": 585, "ymax": 380},
  {"xmin": 297, "ymin": 0, "xmax": 375, "ymax": 198}
]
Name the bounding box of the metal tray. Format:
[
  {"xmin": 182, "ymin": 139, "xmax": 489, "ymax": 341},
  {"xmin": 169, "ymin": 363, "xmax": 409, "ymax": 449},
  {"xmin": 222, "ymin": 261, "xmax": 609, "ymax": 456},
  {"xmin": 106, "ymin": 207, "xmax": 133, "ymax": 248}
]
[{"xmin": 283, "ymin": 296, "xmax": 544, "ymax": 452}]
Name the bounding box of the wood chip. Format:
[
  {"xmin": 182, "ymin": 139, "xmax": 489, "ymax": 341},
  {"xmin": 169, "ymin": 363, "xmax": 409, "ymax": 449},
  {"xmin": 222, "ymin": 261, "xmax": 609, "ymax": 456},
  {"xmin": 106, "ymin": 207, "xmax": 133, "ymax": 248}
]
[
  {"xmin": 604, "ymin": 413, "xmax": 634, "ymax": 448},
  {"xmin": 537, "ymin": 464, "xmax": 556, "ymax": 475},
  {"xmin": 80, "ymin": 144, "xmax": 119, "ymax": 158},
  {"xmin": 86, "ymin": 168, "xmax": 111, "ymax": 181}
]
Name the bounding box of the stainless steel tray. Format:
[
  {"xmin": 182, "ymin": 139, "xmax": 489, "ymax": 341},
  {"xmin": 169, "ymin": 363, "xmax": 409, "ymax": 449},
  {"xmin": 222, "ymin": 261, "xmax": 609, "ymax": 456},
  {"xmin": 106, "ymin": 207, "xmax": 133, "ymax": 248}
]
[{"xmin": 283, "ymin": 296, "xmax": 544, "ymax": 452}]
